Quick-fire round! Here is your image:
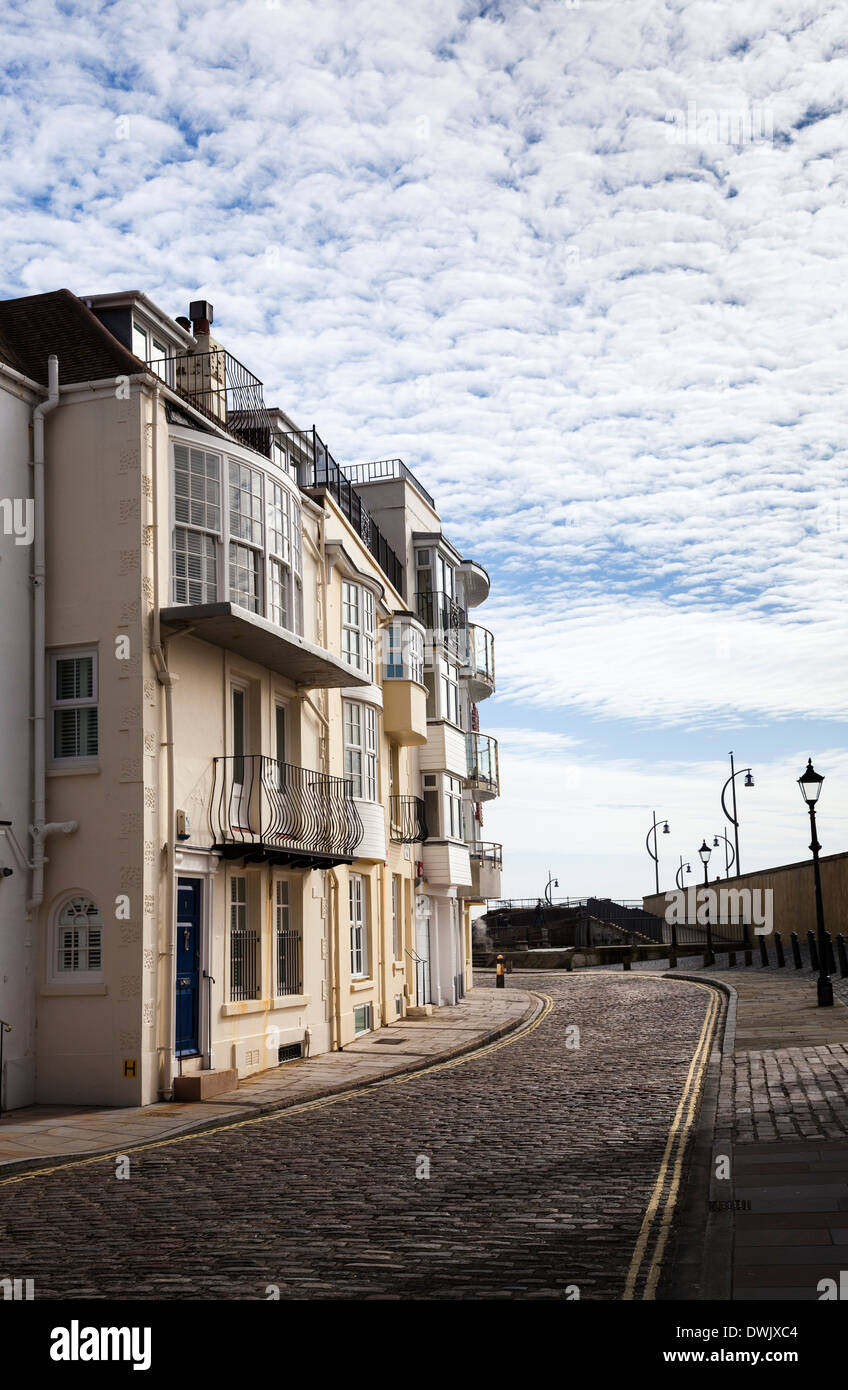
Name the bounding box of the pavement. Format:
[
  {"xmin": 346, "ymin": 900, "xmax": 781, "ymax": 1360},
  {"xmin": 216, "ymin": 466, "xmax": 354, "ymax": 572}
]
[{"xmin": 0, "ymin": 988, "xmax": 533, "ymax": 1175}]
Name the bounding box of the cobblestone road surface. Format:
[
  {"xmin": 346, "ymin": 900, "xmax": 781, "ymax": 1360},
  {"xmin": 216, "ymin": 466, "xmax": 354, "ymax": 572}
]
[{"xmin": 0, "ymin": 973, "xmax": 714, "ymax": 1300}]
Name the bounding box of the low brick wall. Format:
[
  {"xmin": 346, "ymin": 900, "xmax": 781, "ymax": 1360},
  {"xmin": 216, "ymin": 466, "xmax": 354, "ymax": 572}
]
[{"xmin": 473, "ymin": 944, "xmax": 683, "ymax": 971}]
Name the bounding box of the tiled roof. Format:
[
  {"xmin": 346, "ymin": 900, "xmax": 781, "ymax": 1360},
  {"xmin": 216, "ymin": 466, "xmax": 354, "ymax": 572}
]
[{"xmin": 0, "ymin": 288, "xmax": 142, "ymax": 386}]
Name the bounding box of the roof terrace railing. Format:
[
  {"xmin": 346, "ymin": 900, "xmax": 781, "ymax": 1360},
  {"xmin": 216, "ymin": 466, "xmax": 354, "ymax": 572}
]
[
  {"xmin": 278, "ymin": 427, "xmax": 405, "ymax": 596},
  {"xmin": 147, "ymin": 350, "xmax": 275, "ymax": 459},
  {"xmin": 344, "ymin": 457, "xmax": 435, "ymax": 509}
]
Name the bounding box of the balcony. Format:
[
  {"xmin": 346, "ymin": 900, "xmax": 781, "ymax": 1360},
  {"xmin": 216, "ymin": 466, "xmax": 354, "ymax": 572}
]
[
  {"xmin": 389, "ymin": 795, "xmax": 428, "ymax": 845},
  {"xmin": 278, "ymin": 426, "xmax": 405, "ymax": 596},
  {"xmin": 415, "ymin": 590, "xmax": 466, "ymax": 660},
  {"xmin": 343, "ymin": 457, "xmax": 436, "ymax": 509},
  {"xmin": 147, "ymin": 349, "xmax": 276, "ymax": 458},
  {"xmin": 466, "ymin": 732, "xmax": 500, "ymax": 801},
  {"xmin": 457, "ymin": 559, "xmax": 490, "ymax": 609},
  {"xmin": 160, "ymin": 603, "xmax": 365, "ymax": 689},
  {"xmin": 466, "ymin": 842, "xmax": 503, "ymax": 901},
  {"xmin": 462, "ymin": 623, "xmax": 496, "ymax": 701},
  {"xmin": 209, "ymin": 755, "xmax": 362, "ymax": 868}
]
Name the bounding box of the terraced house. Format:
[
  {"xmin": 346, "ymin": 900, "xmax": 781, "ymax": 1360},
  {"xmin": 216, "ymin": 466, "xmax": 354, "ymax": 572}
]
[{"xmin": 0, "ymin": 289, "xmax": 502, "ymax": 1111}]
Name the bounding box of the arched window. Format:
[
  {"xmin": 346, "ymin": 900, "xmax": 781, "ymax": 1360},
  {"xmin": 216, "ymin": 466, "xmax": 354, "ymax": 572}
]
[{"xmin": 54, "ymin": 896, "xmax": 103, "ymax": 978}]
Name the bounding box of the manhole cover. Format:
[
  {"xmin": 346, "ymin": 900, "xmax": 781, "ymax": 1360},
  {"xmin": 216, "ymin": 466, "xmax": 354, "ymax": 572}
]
[{"xmin": 373, "ymin": 1037, "xmax": 406, "ymax": 1045}]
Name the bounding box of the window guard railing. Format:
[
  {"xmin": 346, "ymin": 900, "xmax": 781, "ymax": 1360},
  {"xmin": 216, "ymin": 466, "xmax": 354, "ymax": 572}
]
[
  {"xmin": 276, "ymin": 928, "xmax": 303, "ymax": 996},
  {"xmin": 210, "ymin": 755, "xmax": 362, "ymax": 860},
  {"xmin": 389, "ymin": 795, "xmax": 428, "ymax": 844}
]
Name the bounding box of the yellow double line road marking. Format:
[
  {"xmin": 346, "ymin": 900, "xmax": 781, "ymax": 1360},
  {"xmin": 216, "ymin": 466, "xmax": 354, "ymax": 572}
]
[
  {"xmin": 623, "ymin": 980, "xmax": 722, "ymax": 1300},
  {"xmin": 0, "ymin": 992, "xmax": 554, "ymax": 1188}
]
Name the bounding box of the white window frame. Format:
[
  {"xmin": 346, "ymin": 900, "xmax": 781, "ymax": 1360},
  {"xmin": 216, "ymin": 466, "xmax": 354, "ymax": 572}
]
[
  {"xmin": 342, "ymin": 580, "xmax": 376, "ymax": 680},
  {"xmin": 172, "ymin": 444, "xmax": 222, "ymax": 606},
  {"xmin": 228, "ymin": 460, "xmax": 264, "ymax": 614},
  {"xmin": 444, "ymin": 774, "xmax": 463, "ymax": 840},
  {"xmin": 349, "ymin": 873, "xmax": 368, "ymax": 978},
  {"xmin": 50, "ymin": 894, "xmax": 104, "ymax": 985},
  {"xmin": 441, "ymin": 659, "xmax": 461, "ymax": 727},
  {"xmin": 267, "ymin": 481, "xmax": 303, "ymax": 634},
  {"xmin": 343, "ymin": 700, "xmax": 378, "ymax": 802},
  {"xmin": 384, "ymin": 620, "xmax": 424, "ymax": 684},
  {"xmin": 50, "ymin": 649, "xmax": 99, "ymax": 763}
]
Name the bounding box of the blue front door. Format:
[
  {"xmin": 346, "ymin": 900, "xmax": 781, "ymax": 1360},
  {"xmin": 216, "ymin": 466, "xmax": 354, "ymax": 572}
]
[{"xmin": 176, "ymin": 879, "xmax": 201, "ymax": 1057}]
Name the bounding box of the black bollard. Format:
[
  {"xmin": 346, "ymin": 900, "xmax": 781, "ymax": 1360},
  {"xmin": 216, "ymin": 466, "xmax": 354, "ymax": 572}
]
[
  {"xmin": 728, "ymin": 950, "xmax": 736, "ymax": 968},
  {"xmin": 838, "ymin": 934, "xmax": 848, "ymax": 979},
  {"xmin": 495, "ymin": 954, "xmax": 505, "ymax": 989},
  {"xmin": 774, "ymin": 933, "xmax": 785, "ymax": 968},
  {"xmin": 791, "ymin": 932, "xmax": 802, "ymax": 969},
  {"xmin": 808, "ymin": 931, "xmax": 819, "ymax": 973},
  {"xmin": 826, "ymin": 933, "xmax": 837, "ymax": 976},
  {"xmin": 759, "ymin": 935, "xmax": 769, "ymax": 967}
]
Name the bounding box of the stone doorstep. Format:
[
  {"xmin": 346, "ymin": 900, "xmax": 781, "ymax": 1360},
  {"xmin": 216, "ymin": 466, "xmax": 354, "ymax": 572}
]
[{"xmin": 172, "ymin": 1068, "xmax": 239, "ymax": 1101}]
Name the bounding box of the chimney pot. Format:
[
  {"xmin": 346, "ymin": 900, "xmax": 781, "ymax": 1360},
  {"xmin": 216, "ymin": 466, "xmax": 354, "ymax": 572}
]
[
  {"xmin": 175, "ymin": 316, "xmax": 191, "ymax": 331},
  {"xmin": 189, "ymin": 300, "xmax": 213, "ymax": 329}
]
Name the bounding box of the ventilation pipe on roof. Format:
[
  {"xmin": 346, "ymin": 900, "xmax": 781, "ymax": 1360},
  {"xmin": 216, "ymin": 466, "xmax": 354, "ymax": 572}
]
[{"xmin": 27, "ymin": 356, "xmax": 78, "ymax": 915}]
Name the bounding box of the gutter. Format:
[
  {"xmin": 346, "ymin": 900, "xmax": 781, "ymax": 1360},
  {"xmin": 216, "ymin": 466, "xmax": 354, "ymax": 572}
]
[{"xmin": 27, "ymin": 357, "xmax": 78, "ymax": 915}]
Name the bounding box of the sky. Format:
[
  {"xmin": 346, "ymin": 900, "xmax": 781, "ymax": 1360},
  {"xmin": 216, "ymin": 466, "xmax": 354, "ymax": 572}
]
[{"xmin": 1, "ymin": 0, "xmax": 847, "ymax": 900}]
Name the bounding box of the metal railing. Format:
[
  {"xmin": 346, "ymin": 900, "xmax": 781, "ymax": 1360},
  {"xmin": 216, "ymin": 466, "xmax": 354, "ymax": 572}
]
[
  {"xmin": 389, "ymin": 795, "xmax": 428, "ymax": 844},
  {"xmin": 466, "ymin": 732, "xmax": 500, "ymax": 796},
  {"xmin": 343, "ymin": 457, "xmax": 436, "ymax": 509},
  {"xmin": 471, "ymin": 841, "xmax": 503, "ymax": 868},
  {"xmin": 210, "ymin": 755, "xmax": 362, "ymax": 862},
  {"xmin": 463, "ymin": 623, "xmax": 495, "ymax": 690},
  {"xmin": 416, "ymin": 590, "xmax": 466, "ymax": 659},
  {"xmin": 277, "ymin": 427, "xmax": 404, "ymax": 594},
  {"xmin": 276, "ymin": 928, "xmax": 303, "ymax": 996},
  {"xmin": 147, "ymin": 350, "xmax": 275, "ymax": 458},
  {"xmin": 230, "ymin": 928, "xmax": 261, "ymax": 1001}
]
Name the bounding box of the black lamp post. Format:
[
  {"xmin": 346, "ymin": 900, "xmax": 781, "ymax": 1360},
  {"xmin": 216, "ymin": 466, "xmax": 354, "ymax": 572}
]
[
  {"xmin": 675, "ymin": 857, "xmax": 691, "ymax": 890},
  {"xmin": 797, "ymin": 759, "xmax": 833, "ymax": 1008},
  {"xmin": 544, "ymin": 871, "xmax": 559, "ymax": 906},
  {"xmin": 699, "ymin": 839, "xmax": 714, "ymax": 965},
  {"xmin": 721, "ymin": 752, "xmax": 754, "ymax": 876},
  {"xmin": 646, "ymin": 812, "xmax": 670, "ymax": 896},
  {"xmin": 713, "ymin": 831, "xmax": 736, "ymax": 878}
]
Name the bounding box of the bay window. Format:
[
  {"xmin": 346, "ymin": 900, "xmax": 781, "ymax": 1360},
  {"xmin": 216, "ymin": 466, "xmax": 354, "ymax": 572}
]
[
  {"xmin": 344, "ymin": 700, "xmax": 378, "ymax": 801},
  {"xmin": 172, "ymin": 445, "xmax": 221, "ymax": 604},
  {"xmin": 342, "ymin": 581, "xmax": 376, "ymax": 680},
  {"xmin": 229, "ymin": 461, "xmax": 263, "ymax": 613}
]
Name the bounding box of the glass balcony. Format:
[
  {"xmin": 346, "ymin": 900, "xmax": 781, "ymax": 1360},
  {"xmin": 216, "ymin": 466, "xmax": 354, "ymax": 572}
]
[
  {"xmin": 465, "ymin": 732, "xmax": 500, "ymax": 801},
  {"xmin": 462, "ymin": 623, "xmax": 495, "ymax": 701},
  {"xmin": 466, "ymin": 842, "xmax": 503, "ymax": 901}
]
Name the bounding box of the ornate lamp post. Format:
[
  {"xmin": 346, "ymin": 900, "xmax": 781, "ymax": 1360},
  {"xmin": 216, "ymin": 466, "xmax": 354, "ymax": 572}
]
[
  {"xmin": 797, "ymin": 759, "xmax": 833, "ymax": 1008},
  {"xmin": 721, "ymin": 752, "xmax": 754, "ymax": 876},
  {"xmin": 675, "ymin": 857, "xmax": 691, "ymax": 890},
  {"xmin": 698, "ymin": 839, "xmax": 714, "ymax": 965},
  {"xmin": 713, "ymin": 831, "xmax": 736, "ymax": 878},
  {"xmin": 646, "ymin": 812, "xmax": 670, "ymax": 896},
  {"xmin": 544, "ymin": 871, "xmax": 559, "ymax": 906}
]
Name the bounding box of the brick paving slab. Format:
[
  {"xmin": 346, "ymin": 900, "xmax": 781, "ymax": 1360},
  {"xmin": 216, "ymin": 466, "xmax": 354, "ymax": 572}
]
[{"xmin": 0, "ymin": 972, "xmax": 713, "ymax": 1300}]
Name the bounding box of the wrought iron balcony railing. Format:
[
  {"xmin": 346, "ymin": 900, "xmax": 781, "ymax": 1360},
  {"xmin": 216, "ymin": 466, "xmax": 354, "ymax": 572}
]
[
  {"xmin": 147, "ymin": 350, "xmax": 275, "ymax": 459},
  {"xmin": 415, "ymin": 590, "xmax": 466, "ymax": 660},
  {"xmin": 389, "ymin": 795, "xmax": 428, "ymax": 844},
  {"xmin": 466, "ymin": 732, "xmax": 500, "ymax": 798},
  {"xmin": 276, "ymin": 427, "xmax": 405, "ymax": 596},
  {"xmin": 210, "ymin": 755, "xmax": 362, "ymax": 867}
]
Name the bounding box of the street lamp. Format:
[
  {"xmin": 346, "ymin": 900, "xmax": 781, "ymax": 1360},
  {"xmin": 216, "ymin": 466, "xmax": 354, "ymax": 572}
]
[
  {"xmin": 797, "ymin": 759, "xmax": 833, "ymax": 1008},
  {"xmin": 713, "ymin": 831, "xmax": 736, "ymax": 878},
  {"xmin": 544, "ymin": 871, "xmax": 559, "ymax": 905},
  {"xmin": 646, "ymin": 812, "xmax": 671, "ymax": 896},
  {"xmin": 721, "ymin": 751, "xmax": 754, "ymax": 877},
  {"xmin": 675, "ymin": 857, "xmax": 692, "ymax": 890},
  {"xmin": 698, "ymin": 838, "xmax": 714, "ymax": 965}
]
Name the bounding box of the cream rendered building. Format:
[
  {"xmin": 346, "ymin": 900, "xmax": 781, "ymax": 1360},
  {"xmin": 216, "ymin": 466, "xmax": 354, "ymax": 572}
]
[{"xmin": 0, "ymin": 288, "xmax": 501, "ymax": 1111}]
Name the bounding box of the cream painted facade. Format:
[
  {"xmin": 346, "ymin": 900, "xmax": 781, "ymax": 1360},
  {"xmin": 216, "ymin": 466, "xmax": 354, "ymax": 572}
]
[{"xmin": 0, "ymin": 287, "xmax": 502, "ymax": 1111}]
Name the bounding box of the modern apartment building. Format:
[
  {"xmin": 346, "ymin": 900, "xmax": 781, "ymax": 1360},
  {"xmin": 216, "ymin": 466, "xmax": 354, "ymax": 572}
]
[{"xmin": 0, "ymin": 288, "xmax": 502, "ymax": 1111}]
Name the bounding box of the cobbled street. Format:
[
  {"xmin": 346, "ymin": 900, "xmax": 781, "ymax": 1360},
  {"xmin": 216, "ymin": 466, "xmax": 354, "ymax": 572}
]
[{"xmin": 0, "ymin": 974, "xmax": 715, "ymax": 1300}]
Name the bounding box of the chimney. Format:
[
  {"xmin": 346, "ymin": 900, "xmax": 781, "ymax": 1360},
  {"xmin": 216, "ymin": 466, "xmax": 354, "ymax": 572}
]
[
  {"xmin": 175, "ymin": 315, "xmax": 191, "ymax": 332},
  {"xmin": 189, "ymin": 300, "xmax": 214, "ymax": 336}
]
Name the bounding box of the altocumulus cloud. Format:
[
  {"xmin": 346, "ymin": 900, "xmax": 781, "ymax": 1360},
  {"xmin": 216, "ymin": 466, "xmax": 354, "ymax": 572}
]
[{"xmin": 1, "ymin": 0, "xmax": 846, "ymax": 892}]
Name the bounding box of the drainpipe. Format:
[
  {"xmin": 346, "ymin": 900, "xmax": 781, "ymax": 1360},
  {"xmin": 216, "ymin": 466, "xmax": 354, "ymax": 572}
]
[
  {"xmin": 27, "ymin": 357, "xmax": 78, "ymax": 914},
  {"xmin": 148, "ymin": 385, "xmax": 178, "ymax": 1098},
  {"xmin": 327, "ymin": 868, "xmax": 342, "ymax": 1050}
]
